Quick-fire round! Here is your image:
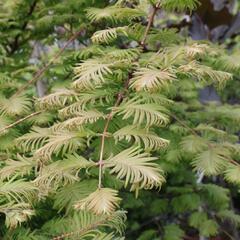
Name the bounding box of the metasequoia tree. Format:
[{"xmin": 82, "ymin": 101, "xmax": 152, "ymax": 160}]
[{"xmin": 1, "ymin": 0, "xmax": 240, "ymax": 239}]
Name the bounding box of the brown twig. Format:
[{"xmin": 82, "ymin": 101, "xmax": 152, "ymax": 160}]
[
  {"xmin": 0, "ymin": 111, "xmax": 42, "ymax": 134},
  {"xmin": 98, "ymin": 92, "xmax": 126, "ymax": 188},
  {"xmin": 140, "ymin": 2, "xmax": 161, "ymax": 47},
  {"xmin": 169, "ymin": 113, "xmax": 198, "ymax": 136},
  {"xmin": 97, "ymin": 3, "xmax": 160, "ymax": 188},
  {"xmin": 9, "ymin": 0, "xmax": 39, "ymax": 54},
  {"xmin": 13, "ymin": 30, "xmax": 82, "ymax": 97}
]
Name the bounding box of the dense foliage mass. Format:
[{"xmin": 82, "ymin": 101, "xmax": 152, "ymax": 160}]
[{"xmin": 0, "ymin": 0, "xmax": 240, "ymax": 239}]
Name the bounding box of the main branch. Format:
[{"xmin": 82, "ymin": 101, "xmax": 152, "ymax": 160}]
[{"xmin": 97, "ymin": 2, "xmax": 160, "ymax": 188}]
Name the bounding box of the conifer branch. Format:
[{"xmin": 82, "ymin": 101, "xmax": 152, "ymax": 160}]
[
  {"xmin": 98, "ymin": 92, "xmax": 126, "ymax": 188},
  {"xmin": 51, "ymin": 214, "xmax": 115, "ymax": 240},
  {"xmin": 97, "ymin": 3, "xmax": 161, "ymax": 188},
  {"xmin": 1, "ymin": 0, "xmax": 240, "ymax": 236},
  {"xmin": 169, "ymin": 113, "xmax": 198, "ymax": 136},
  {"xmin": 0, "ymin": 111, "xmax": 42, "ymax": 134},
  {"xmin": 170, "ymin": 113, "xmax": 240, "ymax": 167},
  {"xmin": 13, "ymin": 30, "xmax": 83, "ymax": 97}
]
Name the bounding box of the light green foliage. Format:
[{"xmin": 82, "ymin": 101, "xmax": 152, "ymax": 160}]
[
  {"xmin": 53, "ymin": 179, "xmax": 98, "ymax": 214},
  {"xmin": 190, "ymin": 209, "xmax": 219, "ymax": 236},
  {"xmin": 0, "ymin": 0, "xmax": 240, "ymax": 239},
  {"xmin": 104, "ymin": 146, "xmax": 165, "ymax": 189},
  {"xmin": 86, "ymin": 6, "xmax": 146, "ymax": 23},
  {"xmin": 92, "ymin": 27, "xmax": 128, "ymax": 44},
  {"xmin": 41, "ymin": 210, "xmax": 126, "ymax": 239},
  {"xmin": 171, "ymin": 193, "xmax": 201, "ymax": 212},
  {"xmin": 192, "ymin": 148, "xmax": 228, "ymax": 175},
  {"xmin": 189, "ymin": 212, "xmax": 208, "ymax": 229},
  {"xmin": 163, "ymin": 224, "xmax": 185, "ymax": 240},
  {"xmin": 224, "ymin": 164, "xmax": 240, "ymax": 184},
  {"xmin": 113, "ymin": 125, "xmax": 169, "ymax": 149},
  {"xmin": 199, "ymin": 220, "xmax": 219, "ymax": 237},
  {"xmin": 115, "ymin": 99, "xmax": 170, "ymax": 126},
  {"xmin": 218, "ymin": 210, "xmax": 240, "ymax": 226}
]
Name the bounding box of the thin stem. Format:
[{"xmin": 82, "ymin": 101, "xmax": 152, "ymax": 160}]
[
  {"xmin": 98, "ymin": 93, "xmax": 125, "ymax": 188},
  {"xmin": 97, "ymin": 4, "xmax": 160, "ymax": 188},
  {"xmin": 13, "ymin": 30, "xmax": 82, "ymax": 97},
  {"xmin": 222, "ymin": 230, "xmax": 234, "ymax": 240},
  {"xmin": 9, "ymin": 0, "xmax": 39, "ymax": 54},
  {"xmin": 0, "ymin": 111, "xmax": 42, "ymax": 134},
  {"xmin": 98, "ymin": 114, "xmax": 113, "ymax": 188},
  {"xmin": 169, "ymin": 113, "xmax": 198, "ymax": 136},
  {"xmin": 140, "ymin": 1, "xmax": 161, "ymax": 47}
]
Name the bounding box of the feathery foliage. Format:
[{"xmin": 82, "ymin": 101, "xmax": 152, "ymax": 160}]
[{"xmin": 1, "ymin": 0, "xmax": 240, "ymax": 239}]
